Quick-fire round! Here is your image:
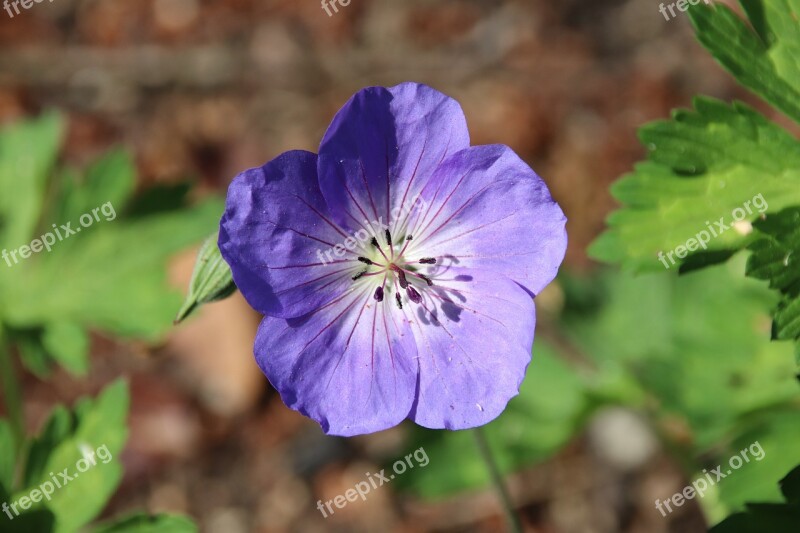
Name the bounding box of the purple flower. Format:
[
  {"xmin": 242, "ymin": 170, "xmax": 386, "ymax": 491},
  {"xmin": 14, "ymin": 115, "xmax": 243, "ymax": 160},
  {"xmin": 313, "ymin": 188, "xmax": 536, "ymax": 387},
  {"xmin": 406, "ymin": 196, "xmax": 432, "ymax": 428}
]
[{"xmin": 219, "ymin": 83, "xmax": 567, "ymax": 436}]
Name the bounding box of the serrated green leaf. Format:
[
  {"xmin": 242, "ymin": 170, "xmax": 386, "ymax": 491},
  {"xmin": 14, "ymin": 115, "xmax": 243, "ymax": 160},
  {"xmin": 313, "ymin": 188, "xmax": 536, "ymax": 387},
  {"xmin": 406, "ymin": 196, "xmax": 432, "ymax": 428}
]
[
  {"xmin": 745, "ymin": 207, "xmax": 800, "ymax": 355},
  {"xmin": 689, "ymin": 1, "xmax": 800, "ymax": 124},
  {"xmin": 589, "ymin": 98, "xmax": 800, "ymax": 272},
  {"xmin": 175, "ymin": 231, "xmax": 236, "ymax": 323},
  {"xmin": 13, "ymin": 380, "xmax": 130, "ymax": 533},
  {"xmin": 92, "ymin": 513, "xmax": 197, "ymax": 533}
]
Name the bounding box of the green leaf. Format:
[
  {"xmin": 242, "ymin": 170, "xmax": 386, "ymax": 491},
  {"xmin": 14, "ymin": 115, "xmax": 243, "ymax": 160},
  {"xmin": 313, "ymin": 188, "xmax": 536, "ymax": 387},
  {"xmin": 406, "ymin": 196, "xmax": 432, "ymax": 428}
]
[
  {"xmin": 0, "ymin": 112, "xmax": 62, "ymax": 250},
  {"xmin": 711, "ymin": 465, "xmax": 800, "ymax": 532},
  {"xmin": 689, "ymin": 1, "xmax": 800, "ymax": 124},
  {"xmin": 589, "ymin": 98, "xmax": 800, "ymax": 272},
  {"xmin": 1, "ymin": 199, "xmax": 223, "ymax": 340},
  {"xmin": 13, "ymin": 330, "xmax": 53, "ymax": 378},
  {"xmin": 13, "ymin": 380, "xmax": 130, "ymax": 533},
  {"xmin": 53, "ymin": 149, "xmax": 135, "ymax": 232},
  {"xmin": 92, "ymin": 513, "xmax": 197, "ymax": 533},
  {"xmin": 175, "ymin": 231, "xmax": 236, "ymax": 323},
  {"xmin": 0, "ymin": 419, "xmax": 16, "ymax": 491},
  {"xmin": 710, "ymin": 412, "xmax": 800, "ymax": 516},
  {"xmin": 41, "ymin": 323, "xmax": 89, "ymax": 376},
  {"xmin": 0, "ymin": 113, "xmax": 221, "ymax": 374},
  {"xmin": 22, "ymin": 406, "xmax": 71, "ymax": 489},
  {"xmin": 565, "ymin": 262, "xmax": 799, "ymax": 451},
  {"xmin": 746, "ymin": 207, "xmax": 800, "ymax": 358}
]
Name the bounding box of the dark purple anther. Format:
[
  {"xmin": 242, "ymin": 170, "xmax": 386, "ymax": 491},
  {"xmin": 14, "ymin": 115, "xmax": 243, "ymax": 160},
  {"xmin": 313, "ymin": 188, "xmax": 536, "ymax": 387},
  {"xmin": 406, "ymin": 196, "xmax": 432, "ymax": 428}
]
[{"xmin": 407, "ymin": 286, "xmax": 422, "ymax": 303}]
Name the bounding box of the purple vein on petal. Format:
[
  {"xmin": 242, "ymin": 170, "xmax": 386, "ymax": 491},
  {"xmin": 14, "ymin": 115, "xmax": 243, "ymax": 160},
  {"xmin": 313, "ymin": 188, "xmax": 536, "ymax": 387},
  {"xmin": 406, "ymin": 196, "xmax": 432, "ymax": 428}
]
[
  {"xmin": 358, "ymin": 159, "xmax": 381, "ymax": 222},
  {"xmin": 321, "ymin": 289, "xmax": 373, "ymax": 397},
  {"xmin": 396, "ymin": 138, "xmax": 428, "ymax": 229},
  {"xmin": 414, "ymin": 182, "xmax": 495, "ymax": 246},
  {"xmin": 258, "ymin": 219, "xmax": 341, "ymax": 249},
  {"xmin": 290, "ymin": 193, "xmax": 351, "ymax": 239},
  {"xmin": 385, "ymin": 135, "xmax": 391, "ymax": 226},
  {"xmin": 267, "ymin": 259, "xmax": 353, "ymax": 270},
  {"xmin": 334, "ymin": 163, "xmax": 372, "ymax": 223},
  {"xmin": 410, "ymin": 171, "xmax": 469, "ymax": 239},
  {"xmin": 273, "ymin": 266, "xmax": 353, "ymax": 296},
  {"xmin": 418, "ymin": 210, "xmax": 519, "ymax": 249}
]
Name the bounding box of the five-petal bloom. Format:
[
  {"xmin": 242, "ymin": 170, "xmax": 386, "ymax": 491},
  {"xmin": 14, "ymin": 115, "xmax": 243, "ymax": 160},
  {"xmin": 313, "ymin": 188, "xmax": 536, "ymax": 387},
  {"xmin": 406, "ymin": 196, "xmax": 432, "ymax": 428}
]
[{"xmin": 219, "ymin": 83, "xmax": 567, "ymax": 436}]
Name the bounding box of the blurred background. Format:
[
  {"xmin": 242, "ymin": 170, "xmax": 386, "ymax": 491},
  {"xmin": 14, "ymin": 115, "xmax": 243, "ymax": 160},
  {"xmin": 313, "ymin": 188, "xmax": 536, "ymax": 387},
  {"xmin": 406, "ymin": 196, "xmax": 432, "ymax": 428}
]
[{"xmin": 1, "ymin": 1, "xmax": 798, "ymax": 532}]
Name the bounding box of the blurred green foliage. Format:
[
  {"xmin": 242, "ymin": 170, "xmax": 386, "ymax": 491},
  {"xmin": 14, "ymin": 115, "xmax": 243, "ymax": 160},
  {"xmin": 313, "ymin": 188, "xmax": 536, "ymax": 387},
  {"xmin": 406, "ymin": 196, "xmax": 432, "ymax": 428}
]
[
  {"xmin": 0, "ymin": 112, "xmax": 222, "ymax": 378},
  {"xmin": 0, "ymin": 112, "xmax": 215, "ymax": 531}
]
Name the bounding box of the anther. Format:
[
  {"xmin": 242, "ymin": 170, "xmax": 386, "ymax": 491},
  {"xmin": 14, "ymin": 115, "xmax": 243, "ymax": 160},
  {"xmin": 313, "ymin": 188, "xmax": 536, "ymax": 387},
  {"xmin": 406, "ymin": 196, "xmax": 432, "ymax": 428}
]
[
  {"xmin": 370, "ymin": 237, "xmax": 379, "ymax": 248},
  {"xmin": 407, "ymin": 286, "xmax": 422, "ymax": 304},
  {"xmin": 385, "ymin": 229, "xmax": 393, "ymax": 247},
  {"xmin": 374, "ymin": 286, "xmax": 384, "ymax": 302},
  {"xmin": 357, "ymin": 257, "xmax": 373, "ymax": 265},
  {"xmin": 352, "ymin": 269, "xmax": 368, "ymax": 281},
  {"xmin": 419, "ymin": 258, "xmax": 437, "ymax": 264},
  {"xmin": 419, "ymin": 274, "xmax": 433, "ymax": 286},
  {"xmin": 397, "ymin": 270, "xmax": 408, "ymax": 289},
  {"xmin": 406, "ymin": 235, "xmax": 413, "ymax": 241},
  {"xmin": 395, "ymin": 293, "xmax": 403, "ymax": 309}
]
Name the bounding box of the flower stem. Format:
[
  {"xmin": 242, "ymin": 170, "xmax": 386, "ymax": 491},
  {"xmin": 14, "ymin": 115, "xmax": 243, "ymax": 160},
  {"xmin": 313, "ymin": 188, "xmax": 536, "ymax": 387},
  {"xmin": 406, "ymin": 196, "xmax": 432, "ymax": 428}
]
[
  {"xmin": 0, "ymin": 329, "xmax": 24, "ymax": 452},
  {"xmin": 472, "ymin": 426, "xmax": 523, "ymax": 533}
]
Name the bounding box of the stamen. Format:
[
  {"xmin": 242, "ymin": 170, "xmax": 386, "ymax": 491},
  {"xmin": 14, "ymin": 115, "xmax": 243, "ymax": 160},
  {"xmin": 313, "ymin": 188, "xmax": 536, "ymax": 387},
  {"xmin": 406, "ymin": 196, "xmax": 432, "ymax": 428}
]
[
  {"xmin": 358, "ymin": 257, "xmax": 374, "ymax": 265},
  {"xmin": 385, "ymin": 229, "xmax": 393, "ymax": 247},
  {"xmin": 398, "ymin": 235, "xmax": 413, "ymax": 256},
  {"xmin": 419, "ymin": 258, "xmax": 437, "ymax": 264},
  {"xmin": 374, "ymin": 286, "xmax": 384, "ymax": 302},
  {"xmin": 395, "ymin": 292, "xmax": 403, "ymax": 309},
  {"xmin": 389, "ymin": 264, "xmax": 409, "ymax": 288},
  {"xmin": 352, "ymin": 269, "xmax": 368, "ymax": 281},
  {"xmin": 407, "ymin": 271, "xmax": 434, "ymax": 286},
  {"xmin": 407, "ymin": 286, "xmax": 422, "ymax": 303},
  {"xmin": 370, "ymin": 236, "xmax": 390, "ymax": 262}
]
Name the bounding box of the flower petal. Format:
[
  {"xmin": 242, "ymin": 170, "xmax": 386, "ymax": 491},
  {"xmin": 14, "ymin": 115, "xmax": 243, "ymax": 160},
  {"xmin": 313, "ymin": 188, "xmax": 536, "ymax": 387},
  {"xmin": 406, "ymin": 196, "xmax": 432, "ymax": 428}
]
[
  {"xmin": 406, "ymin": 144, "xmax": 567, "ymax": 296},
  {"xmin": 318, "ymin": 82, "xmax": 470, "ymax": 231},
  {"xmin": 256, "ymin": 286, "xmax": 419, "ymax": 436},
  {"xmin": 219, "ymin": 150, "xmax": 358, "ymax": 318},
  {"xmin": 406, "ymin": 267, "xmax": 535, "ymax": 430}
]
